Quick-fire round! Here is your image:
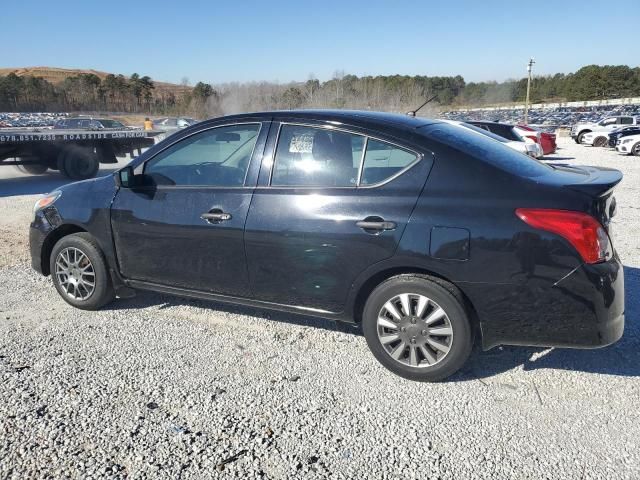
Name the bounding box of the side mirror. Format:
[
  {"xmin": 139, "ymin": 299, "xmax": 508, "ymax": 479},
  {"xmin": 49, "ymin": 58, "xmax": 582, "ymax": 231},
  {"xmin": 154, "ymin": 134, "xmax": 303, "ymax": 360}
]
[{"xmin": 117, "ymin": 166, "xmax": 134, "ymax": 188}]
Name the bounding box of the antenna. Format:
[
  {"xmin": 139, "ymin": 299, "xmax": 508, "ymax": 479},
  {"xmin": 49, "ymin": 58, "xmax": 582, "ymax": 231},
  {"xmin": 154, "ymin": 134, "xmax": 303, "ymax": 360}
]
[{"xmin": 406, "ymin": 95, "xmax": 438, "ymax": 117}]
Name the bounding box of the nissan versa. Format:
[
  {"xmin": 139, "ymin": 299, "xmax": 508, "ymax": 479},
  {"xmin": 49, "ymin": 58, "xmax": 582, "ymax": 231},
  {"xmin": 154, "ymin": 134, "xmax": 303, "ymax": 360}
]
[{"xmin": 29, "ymin": 111, "xmax": 625, "ymax": 381}]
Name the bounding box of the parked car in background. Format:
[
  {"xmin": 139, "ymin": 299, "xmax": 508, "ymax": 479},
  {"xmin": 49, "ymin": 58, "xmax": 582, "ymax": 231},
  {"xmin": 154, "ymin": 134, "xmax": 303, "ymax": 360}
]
[
  {"xmin": 440, "ymin": 120, "xmax": 541, "ymax": 158},
  {"xmin": 580, "ymin": 131, "xmax": 612, "ymax": 147},
  {"xmin": 609, "ymin": 126, "xmax": 640, "ymax": 147},
  {"xmin": 517, "ymin": 124, "xmax": 556, "ymax": 155},
  {"xmin": 469, "ymin": 121, "xmax": 544, "ymax": 158},
  {"xmin": 153, "ymin": 117, "xmax": 198, "ymax": 132},
  {"xmin": 54, "ymin": 118, "xmax": 127, "ymax": 130},
  {"xmin": 615, "ymin": 133, "xmax": 640, "ymax": 156},
  {"xmin": 570, "ymin": 116, "xmax": 639, "ymax": 144},
  {"xmin": 30, "ymin": 110, "xmax": 624, "ymax": 382}
]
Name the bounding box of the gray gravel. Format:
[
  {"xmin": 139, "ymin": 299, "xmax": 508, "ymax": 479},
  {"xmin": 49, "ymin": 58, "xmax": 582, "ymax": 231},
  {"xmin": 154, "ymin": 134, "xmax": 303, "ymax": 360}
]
[{"xmin": 0, "ymin": 138, "xmax": 639, "ymax": 479}]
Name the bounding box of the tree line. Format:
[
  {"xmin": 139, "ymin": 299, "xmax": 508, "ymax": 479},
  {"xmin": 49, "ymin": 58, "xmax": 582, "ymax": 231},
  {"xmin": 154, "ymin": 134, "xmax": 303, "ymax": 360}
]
[{"xmin": 1, "ymin": 65, "xmax": 639, "ymax": 117}]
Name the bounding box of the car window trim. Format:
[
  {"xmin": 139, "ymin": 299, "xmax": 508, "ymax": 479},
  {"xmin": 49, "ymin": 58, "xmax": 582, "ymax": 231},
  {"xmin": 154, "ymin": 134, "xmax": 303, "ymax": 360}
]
[
  {"xmin": 141, "ymin": 121, "xmax": 263, "ymax": 189},
  {"xmin": 266, "ymin": 121, "xmax": 423, "ymax": 189}
]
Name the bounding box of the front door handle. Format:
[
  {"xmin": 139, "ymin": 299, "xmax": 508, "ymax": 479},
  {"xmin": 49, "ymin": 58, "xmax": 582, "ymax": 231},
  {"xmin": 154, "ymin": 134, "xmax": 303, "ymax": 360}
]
[
  {"xmin": 201, "ymin": 211, "xmax": 232, "ymax": 223},
  {"xmin": 356, "ymin": 218, "xmax": 397, "ymax": 231}
]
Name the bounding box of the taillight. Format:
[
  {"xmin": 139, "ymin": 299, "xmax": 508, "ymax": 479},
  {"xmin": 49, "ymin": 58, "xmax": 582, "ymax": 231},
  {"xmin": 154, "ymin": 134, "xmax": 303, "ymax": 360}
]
[
  {"xmin": 515, "ymin": 208, "xmax": 611, "ymax": 264},
  {"xmin": 525, "ymin": 135, "xmax": 539, "ymax": 144}
]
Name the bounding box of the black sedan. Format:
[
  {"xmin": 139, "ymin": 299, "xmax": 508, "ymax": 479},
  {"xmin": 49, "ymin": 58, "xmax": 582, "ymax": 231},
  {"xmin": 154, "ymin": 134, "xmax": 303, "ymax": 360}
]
[
  {"xmin": 29, "ymin": 110, "xmax": 625, "ymax": 381},
  {"xmin": 609, "ymin": 126, "xmax": 640, "ymax": 147}
]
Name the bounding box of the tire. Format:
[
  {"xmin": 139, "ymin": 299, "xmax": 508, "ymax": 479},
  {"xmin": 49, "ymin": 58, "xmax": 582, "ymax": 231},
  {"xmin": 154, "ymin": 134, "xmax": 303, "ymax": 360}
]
[
  {"xmin": 593, "ymin": 136, "xmax": 608, "ymax": 147},
  {"xmin": 362, "ymin": 274, "xmax": 473, "ymax": 382},
  {"xmin": 14, "ymin": 157, "xmax": 48, "ymax": 175},
  {"xmin": 632, "ymin": 142, "xmax": 640, "ymax": 157},
  {"xmin": 49, "ymin": 233, "xmax": 115, "ymax": 310},
  {"xmin": 57, "ymin": 146, "xmax": 99, "ymax": 180}
]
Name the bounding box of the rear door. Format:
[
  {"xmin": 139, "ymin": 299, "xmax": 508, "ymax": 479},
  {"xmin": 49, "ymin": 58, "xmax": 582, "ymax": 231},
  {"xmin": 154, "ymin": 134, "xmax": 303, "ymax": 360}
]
[
  {"xmin": 111, "ymin": 121, "xmax": 269, "ymax": 296},
  {"xmin": 244, "ymin": 121, "xmax": 433, "ymax": 312}
]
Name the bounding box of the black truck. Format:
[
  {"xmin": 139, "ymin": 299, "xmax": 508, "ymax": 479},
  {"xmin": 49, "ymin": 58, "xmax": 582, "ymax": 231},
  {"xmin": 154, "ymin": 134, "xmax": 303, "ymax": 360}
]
[{"xmin": 0, "ymin": 128, "xmax": 161, "ymax": 180}]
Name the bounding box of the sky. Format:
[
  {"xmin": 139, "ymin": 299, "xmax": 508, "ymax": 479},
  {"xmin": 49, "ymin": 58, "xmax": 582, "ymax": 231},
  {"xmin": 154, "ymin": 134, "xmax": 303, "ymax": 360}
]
[{"xmin": 2, "ymin": 0, "xmax": 639, "ymax": 85}]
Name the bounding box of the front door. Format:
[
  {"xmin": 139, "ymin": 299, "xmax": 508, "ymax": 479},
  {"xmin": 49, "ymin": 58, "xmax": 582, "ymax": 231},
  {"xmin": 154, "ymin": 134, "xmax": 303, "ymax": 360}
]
[
  {"xmin": 244, "ymin": 122, "xmax": 432, "ymax": 312},
  {"xmin": 111, "ymin": 122, "xmax": 268, "ymax": 297}
]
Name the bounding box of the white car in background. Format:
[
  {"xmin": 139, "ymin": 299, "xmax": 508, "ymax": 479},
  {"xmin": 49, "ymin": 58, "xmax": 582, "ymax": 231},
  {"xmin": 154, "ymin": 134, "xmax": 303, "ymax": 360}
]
[
  {"xmin": 440, "ymin": 120, "xmax": 541, "ymax": 158},
  {"xmin": 615, "ymin": 134, "xmax": 640, "ymax": 156},
  {"xmin": 570, "ymin": 115, "xmax": 640, "ymax": 144},
  {"xmin": 580, "ymin": 131, "xmax": 612, "ymax": 147}
]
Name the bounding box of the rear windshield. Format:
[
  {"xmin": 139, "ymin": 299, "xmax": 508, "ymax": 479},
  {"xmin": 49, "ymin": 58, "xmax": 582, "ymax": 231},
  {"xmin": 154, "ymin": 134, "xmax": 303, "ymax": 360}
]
[{"xmin": 423, "ymin": 122, "xmax": 552, "ymax": 178}]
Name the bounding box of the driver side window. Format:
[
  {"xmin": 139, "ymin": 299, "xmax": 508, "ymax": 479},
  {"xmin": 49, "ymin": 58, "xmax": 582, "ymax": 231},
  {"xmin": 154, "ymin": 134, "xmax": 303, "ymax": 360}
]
[{"xmin": 145, "ymin": 124, "xmax": 261, "ymax": 186}]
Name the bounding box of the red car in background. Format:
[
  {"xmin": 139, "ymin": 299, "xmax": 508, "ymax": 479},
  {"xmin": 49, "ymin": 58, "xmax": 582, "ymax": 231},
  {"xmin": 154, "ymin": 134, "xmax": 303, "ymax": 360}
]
[{"xmin": 518, "ymin": 124, "xmax": 557, "ymax": 155}]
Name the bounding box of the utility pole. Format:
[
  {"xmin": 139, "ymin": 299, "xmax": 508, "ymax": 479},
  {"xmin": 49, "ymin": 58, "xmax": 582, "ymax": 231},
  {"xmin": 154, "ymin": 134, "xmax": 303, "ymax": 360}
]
[{"xmin": 524, "ymin": 58, "xmax": 535, "ymax": 125}]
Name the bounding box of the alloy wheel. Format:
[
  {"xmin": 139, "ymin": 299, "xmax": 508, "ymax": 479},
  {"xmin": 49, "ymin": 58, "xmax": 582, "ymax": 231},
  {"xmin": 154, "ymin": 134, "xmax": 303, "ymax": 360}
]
[
  {"xmin": 54, "ymin": 247, "xmax": 96, "ymax": 300},
  {"xmin": 376, "ymin": 293, "xmax": 454, "ymax": 368}
]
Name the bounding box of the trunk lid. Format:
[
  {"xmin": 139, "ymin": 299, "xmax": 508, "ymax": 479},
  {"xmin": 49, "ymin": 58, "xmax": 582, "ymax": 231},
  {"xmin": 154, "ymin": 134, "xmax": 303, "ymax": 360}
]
[{"xmin": 544, "ymin": 164, "xmax": 622, "ymax": 232}]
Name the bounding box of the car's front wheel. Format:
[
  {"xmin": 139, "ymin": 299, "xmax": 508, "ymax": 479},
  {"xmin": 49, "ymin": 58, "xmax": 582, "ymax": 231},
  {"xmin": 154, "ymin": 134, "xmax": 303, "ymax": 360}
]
[
  {"xmin": 362, "ymin": 274, "xmax": 473, "ymax": 382},
  {"xmin": 632, "ymin": 142, "xmax": 640, "ymax": 157},
  {"xmin": 50, "ymin": 233, "xmax": 115, "ymax": 310}
]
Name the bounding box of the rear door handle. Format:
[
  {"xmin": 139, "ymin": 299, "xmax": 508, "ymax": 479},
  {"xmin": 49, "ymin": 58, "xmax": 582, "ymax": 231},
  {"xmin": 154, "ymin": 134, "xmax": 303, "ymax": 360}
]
[
  {"xmin": 201, "ymin": 211, "xmax": 232, "ymax": 223},
  {"xmin": 356, "ymin": 220, "xmax": 397, "ymax": 231}
]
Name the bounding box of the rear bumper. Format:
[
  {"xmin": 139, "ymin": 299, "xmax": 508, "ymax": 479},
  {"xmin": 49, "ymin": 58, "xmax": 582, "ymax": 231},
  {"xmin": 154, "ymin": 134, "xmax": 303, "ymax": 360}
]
[{"xmin": 464, "ymin": 255, "xmax": 625, "ymax": 350}]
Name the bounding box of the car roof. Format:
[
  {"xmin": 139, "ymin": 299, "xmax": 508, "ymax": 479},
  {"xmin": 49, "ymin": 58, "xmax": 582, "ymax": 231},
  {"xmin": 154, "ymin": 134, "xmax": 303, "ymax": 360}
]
[
  {"xmin": 468, "ymin": 120, "xmax": 515, "ymax": 128},
  {"xmin": 209, "ymin": 109, "xmax": 441, "ymax": 130},
  {"xmin": 68, "ymin": 117, "xmax": 115, "ymax": 121}
]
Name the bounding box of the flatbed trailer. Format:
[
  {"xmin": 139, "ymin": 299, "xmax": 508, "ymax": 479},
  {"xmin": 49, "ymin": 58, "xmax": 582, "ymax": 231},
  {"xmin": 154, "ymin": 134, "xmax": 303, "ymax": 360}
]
[{"xmin": 0, "ymin": 128, "xmax": 162, "ymax": 180}]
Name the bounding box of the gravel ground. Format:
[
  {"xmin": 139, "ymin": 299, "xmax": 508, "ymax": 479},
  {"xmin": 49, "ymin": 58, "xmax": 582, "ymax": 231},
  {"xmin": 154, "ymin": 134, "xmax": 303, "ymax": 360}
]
[{"xmin": 0, "ymin": 139, "xmax": 639, "ymax": 479}]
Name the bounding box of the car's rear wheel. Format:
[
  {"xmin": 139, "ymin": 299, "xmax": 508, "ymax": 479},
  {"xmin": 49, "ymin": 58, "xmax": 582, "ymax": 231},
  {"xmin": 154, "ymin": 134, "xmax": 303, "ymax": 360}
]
[
  {"xmin": 593, "ymin": 136, "xmax": 608, "ymax": 147},
  {"xmin": 57, "ymin": 146, "xmax": 100, "ymax": 180},
  {"xmin": 50, "ymin": 233, "xmax": 115, "ymax": 310},
  {"xmin": 15, "ymin": 157, "xmax": 48, "ymax": 175},
  {"xmin": 362, "ymin": 274, "xmax": 473, "ymax": 382}
]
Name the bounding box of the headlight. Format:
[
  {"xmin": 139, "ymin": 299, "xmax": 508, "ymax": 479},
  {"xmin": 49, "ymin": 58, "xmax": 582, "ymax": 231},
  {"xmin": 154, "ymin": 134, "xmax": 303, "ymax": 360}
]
[
  {"xmin": 34, "ymin": 190, "xmax": 62, "ymax": 212},
  {"xmin": 622, "ymin": 138, "xmax": 633, "ymax": 144}
]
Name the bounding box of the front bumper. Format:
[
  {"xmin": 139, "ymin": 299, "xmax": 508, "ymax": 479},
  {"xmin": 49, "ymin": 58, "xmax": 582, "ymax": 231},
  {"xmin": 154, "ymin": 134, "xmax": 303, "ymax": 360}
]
[
  {"xmin": 616, "ymin": 144, "xmax": 630, "ymax": 154},
  {"xmin": 29, "ymin": 210, "xmax": 54, "ymax": 275}
]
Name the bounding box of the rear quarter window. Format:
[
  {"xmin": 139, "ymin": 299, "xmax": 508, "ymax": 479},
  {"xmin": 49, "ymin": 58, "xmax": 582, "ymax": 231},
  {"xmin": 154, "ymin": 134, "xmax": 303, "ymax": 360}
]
[
  {"xmin": 424, "ymin": 123, "xmax": 552, "ymax": 178},
  {"xmin": 361, "ymin": 140, "xmax": 418, "ymax": 185}
]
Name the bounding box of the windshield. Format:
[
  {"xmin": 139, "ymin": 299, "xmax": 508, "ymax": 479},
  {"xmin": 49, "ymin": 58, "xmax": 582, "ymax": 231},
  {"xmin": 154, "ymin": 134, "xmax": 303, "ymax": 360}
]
[{"xmin": 97, "ymin": 119, "xmax": 125, "ymax": 128}]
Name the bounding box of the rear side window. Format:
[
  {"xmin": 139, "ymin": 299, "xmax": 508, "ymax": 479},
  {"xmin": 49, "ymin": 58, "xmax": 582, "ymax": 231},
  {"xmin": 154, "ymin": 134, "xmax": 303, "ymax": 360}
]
[
  {"xmin": 271, "ymin": 125, "xmax": 364, "ymax": 187},
  {"xmin": 425, "ymin": 123, "xmax": 552, "ymax": 178},
  {"xmin": 271, "ymin": 125, "xmax": 420, "ymax": 187},
  {"xmin": 361, "ymin": 140, "xmax": 418, "ymax": 185},
  {"xmin": 620, "ymin": 117, "xmax": 633, "ymax": 125}
]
